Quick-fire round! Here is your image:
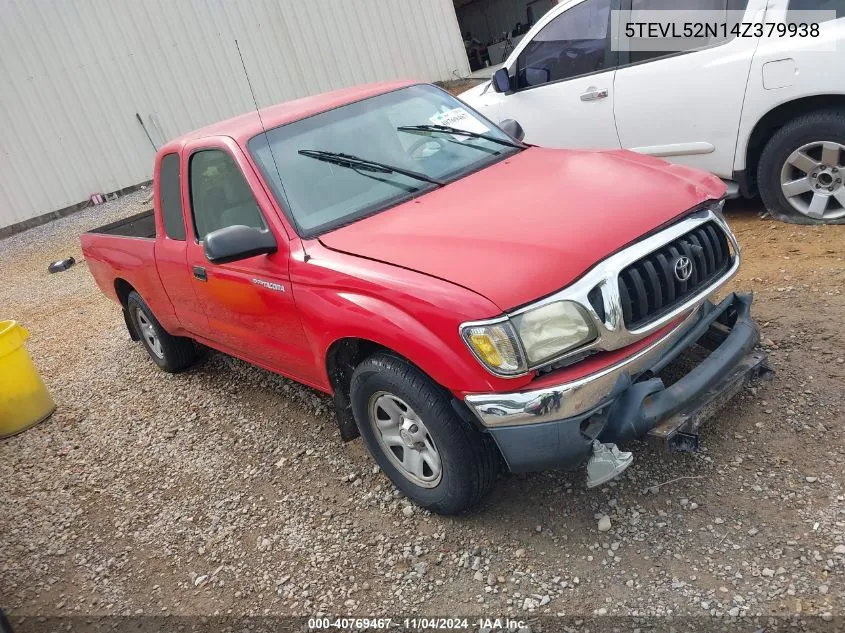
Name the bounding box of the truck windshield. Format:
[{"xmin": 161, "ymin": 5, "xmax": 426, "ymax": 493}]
[{"xmin": 248, "ymin": 84, "xmax": 521, "ymax": 237}]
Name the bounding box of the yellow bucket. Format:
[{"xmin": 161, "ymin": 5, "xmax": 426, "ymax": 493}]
[{"xmin": 0, "ymin": 320, "xmax": 56, "ymax": 438}]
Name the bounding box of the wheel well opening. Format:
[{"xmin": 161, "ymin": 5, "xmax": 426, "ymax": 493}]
[
  {"xmin": 744, "ymin": 95, "xmax": 845, "ymax": 195},
  {"xmin": 114, "ymin": 279, "xmax": 140, "ymax": 340},
  {"xmin": 325, "ymin": 338, "xmax": 389, "ymax": 441},
  {"xmin": 114, "ymin": 278, "xmax": 135, "ymax": 307}
]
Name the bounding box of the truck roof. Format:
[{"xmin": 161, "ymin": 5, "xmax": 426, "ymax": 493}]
[{"xmin": 164, "ymin": 80, "xmax": 417, "ymax": 148}]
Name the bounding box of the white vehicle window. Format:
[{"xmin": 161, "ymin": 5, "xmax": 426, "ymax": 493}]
[
  {"xmin": 515, "ymin": 0, "xmax": 613, "ymax": 89},
  {"xmin": 626, "ymin": 0, "xmax": 750, "ymax": 64},
  {"xmin": 788, "ymin": 0, "xmax": 844, "ymax": 20}
]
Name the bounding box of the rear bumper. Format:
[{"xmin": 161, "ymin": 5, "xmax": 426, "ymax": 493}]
[{"xmin": 464, "ymin": 293, "xmax": 765, "ymax": 473}]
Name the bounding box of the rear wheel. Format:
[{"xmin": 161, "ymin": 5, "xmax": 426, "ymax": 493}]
[
  {"xmin": 350, "ymin": 353, "xmax": 500, "ymax": 515},
  {"xmin": 126, "ymin": 291, "xmax": 196, "ymax": 373},
  {"xmin": 758, "ymin": 110, "xmax": 845, "ymax": 224}
]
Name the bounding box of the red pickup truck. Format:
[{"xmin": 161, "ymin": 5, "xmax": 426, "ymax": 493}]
[{"xmin": 82, "ymin": 81, "xmax": 767, "ymax": 514}]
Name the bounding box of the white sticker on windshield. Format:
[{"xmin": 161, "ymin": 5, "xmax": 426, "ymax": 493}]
[{"xmin": 429, "ymin": 107, "xmax": 490, "ymax": 141}]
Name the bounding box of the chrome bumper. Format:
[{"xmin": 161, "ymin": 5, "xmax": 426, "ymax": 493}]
[
  {"xmin": 465, "ymin": 307, "xmax": 701, "ymax": 428},
  {"xmin": 468, "ymin": 294, "xmax": 763, "ymax": 473}
]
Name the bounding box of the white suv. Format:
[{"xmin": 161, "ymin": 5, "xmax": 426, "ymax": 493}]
[{"xmin": 459, "ymin": 0, "xmax": 845, "ymax": 224}]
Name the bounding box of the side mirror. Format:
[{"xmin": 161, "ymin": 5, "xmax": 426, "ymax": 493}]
[
  {"xmin": 204, "ymin": 224, "xmax": 277, "ymax": 265},
  {"xmin": 499, "ymin": 119, "xmax": 525, "ymax": 142},
  {"xmin": 491, "ymin": 68, "xmax": 511, "ymax": 94}
]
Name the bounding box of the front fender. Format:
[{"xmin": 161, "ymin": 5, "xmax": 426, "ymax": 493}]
[
  {"xmin": 290, "ymin": 242, "xmax": 539, "ymax": 395},
  {"xmin": 311, "ymin": 292, "xmax": 500, "ymax": 393},
  {"xmin": 295, "ymin": 287, "xmax": 533, "ymax": 396}
]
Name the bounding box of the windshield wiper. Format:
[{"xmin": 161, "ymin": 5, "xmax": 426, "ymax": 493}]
[
  {"xmin": 397, "ymin": 124, "xmax": 523, "ymax": 149},
  {"xmin": 298, "ymin": 149, "xmax": 444, "ymax": 186}
]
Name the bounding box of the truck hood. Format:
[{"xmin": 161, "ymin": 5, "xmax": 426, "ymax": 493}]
[{"xmin": 319, "ymin": 147, "xmax": 726, "ymax": 311}]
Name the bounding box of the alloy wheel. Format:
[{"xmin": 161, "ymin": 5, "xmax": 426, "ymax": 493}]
[{"xmin": 780, "ymin": 140, "xmax": 845, "ymax": 220}]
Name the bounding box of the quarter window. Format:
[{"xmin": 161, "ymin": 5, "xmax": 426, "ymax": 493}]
[
  {"xmin": 516, "ymin": 0, "xmax": 613, "ymax": 89},
  {"xmin": 159, "ymin": 153, "xmax": 186, "ymax": 240},
  {"xmin": 188, "ymin": 150, "xmax": 267, "ymax": 241}
]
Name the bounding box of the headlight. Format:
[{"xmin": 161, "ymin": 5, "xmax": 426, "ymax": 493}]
[
  {"xmin": 512, "ymin": 301, "xmax": 596, "ymax": 364},
  {"xmin": 461, "ymin": 321, "xmax": 526, "ymax": 375},
  {"xmin": 461, "ymin": 300, "xmax": 596, "ymax": 376}
]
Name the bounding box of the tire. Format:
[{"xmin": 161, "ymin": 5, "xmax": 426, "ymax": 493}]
[
  {"xmin": 126, "ymin": 291, "xmax": 196, "ymax": 373},
  {"xmin": 757, "ymin": 110, "xmax": 845, "ymax": 224},
  {"xmin": 350, "ymin": 353, "xmax": 500, "ymax": 515}
]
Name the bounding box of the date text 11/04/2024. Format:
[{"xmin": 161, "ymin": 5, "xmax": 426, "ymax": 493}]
[{"xmin": 307, "ymin": 617, "xmax": 526, "ymax": 630}]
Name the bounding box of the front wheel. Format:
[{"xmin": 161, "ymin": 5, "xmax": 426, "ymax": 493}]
[
  {"xmin": 350, "ymin": 353, "xmax": 500, "ymax": 515},
  {"xmin": 758, "ymin": 110, "xmax": 845, "ymax": 224}
]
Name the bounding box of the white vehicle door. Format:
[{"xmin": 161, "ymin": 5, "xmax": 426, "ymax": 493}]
[
  {"xmin": 612, "ymin": 0, "xmax": 767, "ymax": 178},
  {"xmin": 472, "ymin": 0, "xmax": 622, "ymax": 149}
]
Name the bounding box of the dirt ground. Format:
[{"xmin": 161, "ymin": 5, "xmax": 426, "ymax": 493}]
[{"xmin": 1, "ymin": 192, "xmax": 844, "ymax": 630}]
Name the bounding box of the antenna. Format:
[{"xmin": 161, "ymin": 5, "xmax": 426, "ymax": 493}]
[{"xmin": 234, "ymin": 39, "xmax": 310, "ymax": 261}]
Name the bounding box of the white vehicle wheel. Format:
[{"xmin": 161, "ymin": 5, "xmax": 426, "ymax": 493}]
[{"xmin": 758, "ymin": 110, "xmax": 845, "ymax": 224}]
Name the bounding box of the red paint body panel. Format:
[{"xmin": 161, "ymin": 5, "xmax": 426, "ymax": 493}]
[
  {"xmin": 81, "ymin": 235, "xmax": 185, "ymax": 336},
  {"xmin": 80, "ymin": 81, "xmax": 727, "ymax": 402},
  {"xmin": 320, "ymin": 147, "xmax": 726, "ymax": 310},
  {"xmin": 289, "ymin": 241, "xmax": 518, "ymax": 394}
]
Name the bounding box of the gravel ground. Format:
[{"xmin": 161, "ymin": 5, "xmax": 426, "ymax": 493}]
[{"xmin": 1, "ymin": 192, "xmax": 844, "ymax": 630}]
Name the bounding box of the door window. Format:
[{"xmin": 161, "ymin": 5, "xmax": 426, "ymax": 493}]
[
  {"xmin": 159, "ymin": 153, "xmax": 186, "ymax": 240},
  {"xmin": 188, "ymin": 150, "xmax": 267, "ymax": 241},
  {"xmin": 516, "ymin": 0, "xmax": 613, "ymax": 89},
  {"xmin": 625, "ymin": 0, "xmax": 751, "ymax": 64}
]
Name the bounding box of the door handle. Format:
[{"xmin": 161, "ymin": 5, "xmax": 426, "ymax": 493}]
[
  {"xmin": 193, "ymin": 265, "xmax": 207, "ymax": 282},
  {"xmin": 580, "ymin": 87, "xmax": 608, "ymax": 102}
]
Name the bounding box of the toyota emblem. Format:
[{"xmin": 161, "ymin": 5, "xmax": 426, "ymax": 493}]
[{"xmin": 674, "ymin": 256, "xmax": 693, "ymax": 282}]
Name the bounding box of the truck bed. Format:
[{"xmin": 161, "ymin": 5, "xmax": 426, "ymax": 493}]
[
  {"xmin": 87, "ymin": 209, "xmax": 156, "ymax": 239},
  {"xmin": 80, "ymin": 208, "xmax": 165, "ymax": 318}
]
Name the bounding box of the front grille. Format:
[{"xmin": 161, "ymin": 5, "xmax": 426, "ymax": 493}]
[
  {"xmin": 587, "ymin": 286, "xmax": 606, "ymax": 322},
  {"xmin": 618, "ymin": 221, "xmax": 731, "ymax": 328}
]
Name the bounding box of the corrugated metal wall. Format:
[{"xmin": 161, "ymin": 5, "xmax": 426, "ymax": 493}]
[{"xmin": 0, "ymin": 0, "xmax": 470, "ymax": 230}]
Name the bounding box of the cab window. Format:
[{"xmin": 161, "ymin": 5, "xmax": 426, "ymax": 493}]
[
  {"xmin": 159, "ymin": 153, "xmax": 186, "ymax": 240},
  {"xmin": 188, "ymin": 149, "xmax": 267, "ymax": 241},
  {"xmin": 516, "ymin": 0, "xmax": 613, "ymax": 89}
]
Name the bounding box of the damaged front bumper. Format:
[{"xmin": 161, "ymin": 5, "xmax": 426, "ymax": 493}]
[{"xmin": 464, "ymin": 293, "xmax": 770, "ymax": 473}]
